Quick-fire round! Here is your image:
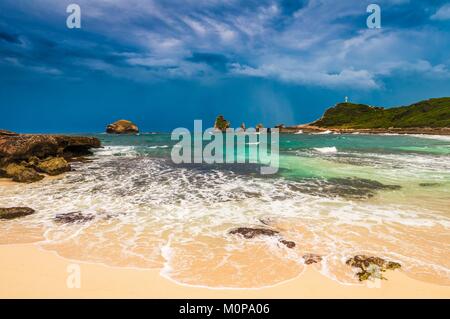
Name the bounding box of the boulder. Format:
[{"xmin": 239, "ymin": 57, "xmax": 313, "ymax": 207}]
[
  {"xmin": 36, "ymin": 157, "xmax": 71, "ymax": 176},
  {"xmin": 256, "ymin": 123, "xmax": 263, "ymax": 131},
  {"xmin": 5, "ymin": 163, "xmax": 44, "ymax": 183},
  {"xmin": 0, "ymin": 207, "xmax": 35, "ymax": 220},
  {"xmin": 106, "ymin": 120, "xmax": 139, "ymax": 134}
]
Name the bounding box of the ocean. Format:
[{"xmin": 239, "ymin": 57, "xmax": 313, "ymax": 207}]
[{"xmin": 1, "ymin": 132, "xmax": 449, "ymax": 288}]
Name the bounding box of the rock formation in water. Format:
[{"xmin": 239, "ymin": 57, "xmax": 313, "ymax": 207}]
[
  {"xmin": 0, "ymin": 129, "xmax": 18, "ymax": 136},
  {"xmin": 214, "ymin": 115, "xmax": 230, "ymax": 132},
  {"xmin": 54, "ymin": 212, "xmax": 95, "ymax": 224},
  {"xmin": 106, "ymin": 120, "xmax": 139, "ymax": 134},
  {"xmin": 256, "ymin": 123, "xmax": 264, "ymax": 132},
  {"xmin": 0, "ymin": 207, "xmax": 35, "ymax": 220},
  {"xmin": 0, "ymin": 132, "xmax": 101, "ymax": 183}
]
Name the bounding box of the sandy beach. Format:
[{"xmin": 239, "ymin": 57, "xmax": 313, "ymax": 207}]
[{"xmin": 0, "ymin": 243, "xmax": 449, "ymax": 298}]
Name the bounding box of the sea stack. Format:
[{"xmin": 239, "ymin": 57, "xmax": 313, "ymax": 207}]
[
  {"xmin": 214, "ymin": 115, "xmax": 230, "ymax": 132},
  {"xmin": 106, "ymin": 120, "xmax": 139, "ymax": 134}
]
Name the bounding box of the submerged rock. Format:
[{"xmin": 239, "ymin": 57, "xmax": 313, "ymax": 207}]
[
  {"xmin": 346, "ymin": 255, "xmax": 401, "ymax": 281},
  {"xmin": 0, "ymin": 207, "xmax": 35, "ymax": 220},
  {"xmin": 419, "ymin": 182, "xmax": 441, "ymax": 187},
  {"xmin": 303, "ymin": 254, "xmax": 323, "ymax": 265},
  {"xmin": 36, "ymin": 157, "xmax": 71, "ymax": 176},
  {"xmin": 5, "ymin": 163, "xmax": 44, "ymax": 183},
  {"xmin": 288, "ymin": 177, "xmax": 401, "ymax": 200},
  {"xmin": 54, "ymin": 212, "xmax": 95, "ymax": 224},
  {"xmin": 229, "ymin": 227, "xmax": 279, "ymax": 239},
  {"xmin": 106, "ymin": 120, "xmax": 139, "ymax": 134}
]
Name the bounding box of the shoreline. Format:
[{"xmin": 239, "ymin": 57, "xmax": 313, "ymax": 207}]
[
  {"xmin": 279, "ymin": 125, "xmax": 450, "ymax": 135},
  {"xmin": 0, "ymin": 243, "xmax": 449, "ymax": 298}
]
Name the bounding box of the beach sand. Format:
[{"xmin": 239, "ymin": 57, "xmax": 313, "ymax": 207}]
[{"xmin": 0, "ymin": 243, "xmax": 449, "ymax": 298}]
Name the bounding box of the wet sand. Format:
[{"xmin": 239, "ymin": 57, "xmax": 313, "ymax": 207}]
[{"xmin": 0, "ymin": 243, "xmax": 449, "ymax": 298}]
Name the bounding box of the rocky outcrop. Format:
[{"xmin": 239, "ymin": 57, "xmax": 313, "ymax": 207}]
[
  {"xmin": 346, "ymin": 255, "xmax": 401, "ymax": 281},
  {"xmin": 0, "ymin": 207, "xmax": 35, "ymax": 220},
  {"xmin": 0, "ymin": 132, "xmax": 101, "ymax": 183},
  {"xmin": 36, "ymin": 157, "xmax": 71, "ymax": 176},
  {"xmin": 256, "ymin": 123, "xmax": 264, "ymax": 132},
  {"xmin": 0, "ymin": 129, "xmax": 18, "ymax": 136},
  {"xmin": 214, "ymin": 115, "xmax": 230, "ymax": 132},
  {"xmin": 0, "ymin": 134, "xmax": 101, "ymax": 161},
  {"xmin": 106, "ymin": 120, "xmax": 139, "ymax": 134},
  {"xmin": 5, "ymin": 163, "xmax": 44, "ymax": 183}
]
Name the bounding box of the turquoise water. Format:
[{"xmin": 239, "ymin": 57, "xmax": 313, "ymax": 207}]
[{"xmin": 95, "ymin": 132, "xmax": 450, "ymax": 185}]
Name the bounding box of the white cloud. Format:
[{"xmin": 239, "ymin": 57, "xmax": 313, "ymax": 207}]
[
  {"xmin": 431, "ymin": 4, "xmax": 450, "ymax": 20},
  {"xmin": 3, "ymin": 0, "xmax": 449, "ymax": 90}
]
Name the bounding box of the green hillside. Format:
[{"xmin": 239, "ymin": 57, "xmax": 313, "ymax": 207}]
[{"xmin": 312, "ymin": 97, "xmax": 450, "ymax": 129}]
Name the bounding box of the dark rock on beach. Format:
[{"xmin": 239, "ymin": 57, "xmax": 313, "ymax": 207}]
[
  {"xmin": 346, "ymin": 255, "xmax": 401, "ymax": 281},
  {"xmin": 0, "ymin": 132, "xmax": 101, "ymax": 183},
  {"xmin": 0, "ymin": 129, "xmax": 18, "ymax": 136},
  {"xmin": 36, "ymin": 157, "xmax": 71, "ymax": 176},
  {"xmin": 280, "ymin": 239, "xmax": 296, "ymax": 248},
  {"xmin": 54, "ymin": 212, "xmax": 95, "ymax": 224},
  {"xmin": 0, "ymin": 134, "xmax": 101, "ymax": 161},
  {"xmin": 5, "ymin": 163, "xmax": 44, "ymax": 183},
  {"xmin": 229, "ymin": 227, "xmax": 279, "ymax": 239},
  {"xmin": 0, "ymin": 207, "xmax": 35, "ymax": 220},
  {"xmin": 288, "ymin": 177, "xmax": 401, "ymax": 200},
  {"xmin": 303, "ymin": 254, "xmax": 323, "ymax": 265},
  {"xmin": 106, "ymin": 120, "xmax": 139, "ymax": 134},
  {"xmin": 230, "ymin": 227, "xmax": 296, "ymax": 248}
]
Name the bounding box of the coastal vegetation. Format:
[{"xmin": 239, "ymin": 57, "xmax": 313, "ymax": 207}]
[{"xmin": 312, "ymin": 97, "xmax": 450, "ymax": 129}]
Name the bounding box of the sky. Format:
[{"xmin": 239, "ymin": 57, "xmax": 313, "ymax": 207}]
[{"xmin": 0, "ymin": 0, "xmax": 450, "ymax": 133}]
